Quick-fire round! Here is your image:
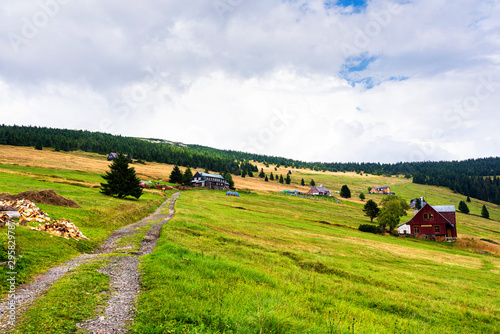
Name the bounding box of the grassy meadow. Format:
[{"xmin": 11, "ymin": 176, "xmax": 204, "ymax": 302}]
[
  {"xmin": 133, "ymin": 190, "xmax": 500, "ymax": 333},
  {"xmin": 0, "ymin": 145, "xmax": 499, "ymax": 333}
]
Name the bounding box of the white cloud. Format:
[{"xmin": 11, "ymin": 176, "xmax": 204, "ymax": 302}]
[{"xmin": 1, "ymin": 0, "xmax": 499, "ymax": 163}]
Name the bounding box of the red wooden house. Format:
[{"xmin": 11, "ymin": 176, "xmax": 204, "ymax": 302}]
[
  {"xmin": 307, "ymin": 186, "xmax": 331, "ymax": 196},
  {"xmin": 398, "ymin": 204, "xmax": 457, "ymax": 242}
]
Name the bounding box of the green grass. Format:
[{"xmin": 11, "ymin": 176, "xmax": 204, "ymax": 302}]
[
  {"xmin": 0, "ymin": 169, "xmax": 165, "ymax": 296},
  {"xmin": 13, "ymin": 258, "xmax": 110, "ymax": 334},
  {"xmin": 132, "ymin": 190, "xmax": 500, "ymax": 333}
]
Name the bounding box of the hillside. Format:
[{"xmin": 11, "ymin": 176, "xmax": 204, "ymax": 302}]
[{"xmin": 0, "ymin": 145, "xmax": 499, "ymax": 333}]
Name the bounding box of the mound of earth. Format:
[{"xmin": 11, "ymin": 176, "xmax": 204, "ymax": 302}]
[{"xmin": 0, "ymin": 190, "xmax": 81, "ymax": 208}]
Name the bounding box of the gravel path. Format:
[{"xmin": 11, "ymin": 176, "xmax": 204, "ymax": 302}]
[
  {"xmin": 0, "ymin": 192, "xmax": 181, "ymax": 333},
  {"xmin": 77, "ymin": 192, "xmax": 181, "ymax": 334}
]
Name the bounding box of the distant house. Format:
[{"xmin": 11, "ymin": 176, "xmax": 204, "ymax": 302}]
[
  {"xmin": 307, "ymin": 186, "xmax": 331, "ymax": 196},
  {"xmin": 397, "ymin": 203, "xmax": 457, "ymax": 242},
  {"xmin": 107, "ymin": 152, "xmax": 131, "ymax": 161},
  {"xmin": 191, "ymin": 172, "xmax": 229, "ymax": 190},
  {"xmin": 369, "ymin": 186, "xmax": 393, "ymax": 195},
  {"xmin": 410, "ymin": 197, "xmax": 427, "ymax": 209}
]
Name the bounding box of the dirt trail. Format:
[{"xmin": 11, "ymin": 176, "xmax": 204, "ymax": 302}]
[{"xmin": 0, "ymin": 192, "xmax": 181, "ymax": 332}]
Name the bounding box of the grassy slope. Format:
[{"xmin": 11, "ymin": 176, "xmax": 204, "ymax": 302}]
[
  {"xmin": 133, "ymin": 190, "xmax": 500, "ymax": 334},
  {"xmin": 0, "ymin": 148, "xmax": 166, "ymax": 296}
]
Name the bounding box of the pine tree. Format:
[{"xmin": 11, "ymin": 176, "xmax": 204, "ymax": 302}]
[
  {"xmin": 340, "ymin": 185, "xmax": 351, "ymax": 198},
  {"xmin": 285, "ymin": 174, "xmax": 291, "ymax": 184},
  {"xmin": 279, "ymin": 175, "xmax": 284, "ymax": 184},
  {"xmin": 481, "ymin": 205, "xmax": 489, "ymax": 219},
  {"xmin": 183, "ymin": 166, "xmax": 193, "ymax": 185},
  {"xmin": 101, "ymin": 153, "xmax": 143, "ymax": 199},
  {"xmin": 224, "ymin": 172, "xmax": 235, "ymax": 190},
  {"xmin": 359, "ymin": 193, "xmax": 365, "ymax": 201},
  {"xmin": 310, "ymin": 179, "xmax": 315, "ymax": 186},
  {"xmin": 259, "ymin": 168, "xmax": 266, "ymax": 178},
  {"xmin": 416, "ymin": 198, "xmax": 422, "ymax": 210},
  {"xmin": 248, "ymin": 170, "xmax": 254, "ymax": 177},
  {"xmin": 466, "ymin": 196, "xmax": 471, "ymax": 203},
  {"xmin": 458, "ymin": 201, "xmax": 470, "ymax": 214},
  {"xmin": 270, "ymin": 172, "xmax": 274, "ymax": 181},
  {"xmin": 265, "ymin": 175, "xmax": 269, "ymax": 182},
  {"xmin": 169, "ymin": 165, "xmax": 183, "ymax": 184},
  {"xmin": 241, "ymin": 170, "xmax": 247, "ymax": 178},
  {"xmin": 301, "ymin": 178, "xmax": 305, "ymax": 186},
  {"xmin": 363, "ymin": 200, "xmax": 380, "ymax": 223},
  {"xmin": 35, "ymin": 140, "xmax": 43, "ymax": 150}
]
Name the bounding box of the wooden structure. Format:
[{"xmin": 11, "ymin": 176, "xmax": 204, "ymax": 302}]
[
  {"xmin": 307, "ymin": 186, "xmax": 331, "ymax": 196},
  {"xmin": 369, "ymin": 186, "xmax": 393, "ymax": 195},
  {"xmin": 107, "ymin": 152, "xmax": 131, "ymax": 161},
  {"xmin": 191, "ymin": 172, "xmax": 229, "ymax": 190},
  {"xmin": 398, "ymin": 204, "xmax": 457, "ymax": 242}
]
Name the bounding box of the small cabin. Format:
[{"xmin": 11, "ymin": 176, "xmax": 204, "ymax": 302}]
[
  {"xmin": 307, "ymin": 186, "xmax": 331, "ymax": 196},
  {"xmin": 398, "ymin": 203, "xmax": 457, "ymax": 242},
  {"xmin": 107, "ymin": 152, "xmax": 131, "ymax": 161},
  {"xmin": 191, "ymin": 172, "xmax": 229, "ymax": 190},
  {"xmin": 369, "ymin": 186, "xmax": 393, "ymax": 195}
]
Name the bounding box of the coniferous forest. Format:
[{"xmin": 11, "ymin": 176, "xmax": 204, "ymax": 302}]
[{"xmin": 1, "ymin": 124, "xmax": 500, "ymax": 204}]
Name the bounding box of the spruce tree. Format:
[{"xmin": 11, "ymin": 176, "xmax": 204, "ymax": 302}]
[
  {"xmin": 270, "ymin": 172, "xmax": 274, "ymax": 181},
  {"xmin": 224, "ymin": 172, "xmax": 235, "ymax": 190},
  {"xmin": 285, "ymin": 174, "xmax": 291, "ymax": 184},
  {"xmin": 265, "ymin": 175, "xmax": 269, "ymax": 182},
  {"xmin": 310, "ymin": 179, "xmax": 315, "ymax": 186},
  {"xmin": 259, "ymin": 168, "xmax": 266, "ymax": 178},
  {"xmin": 279, "ymin": 175, "xmax": 284, "ymax": 184},
  {"xmin": 458, "ymin": 201, "xmax": 470, "ymax": 214},
  {"xmin": 340, "ymin": 185, "xmax": 351, "ymax": 198},
  {"xmin": 359, "ymin": 193, "xmax": 365, "ymax": 201},
  {"xmin": 248, "ymin": 170, "xmax": 254, "ymax": 177},
  {"xmin": 301, "ymin": 178, "xmax": 305, "ymax": 186},
  {"xmin": 169, "ymin": 165, "xmax": 183, "ymax": 184},
  {"xmin": 101, "ymin": 153, "xmax": 143, "ymax": 199},
  {"xmin": 481, "ymin": 205, "xmax": 489, "ymax": 219},
  {"xmin": 416, "ymin": 198, "xmax": 422, "ymax": 210},
  {"xmin": 241, "ymin": 170, "xmax": 247, "ymax": 178},
  {"xmin": 183, "ymin": 166, "xmax": 193, "ymax": 185},
  {"xmin": 363, "ymin": 199, "xmax": 380, "ymax": 223},
  {"xmin": 466, "ymin": 196, "xmax": 471, "ymax": 203}
]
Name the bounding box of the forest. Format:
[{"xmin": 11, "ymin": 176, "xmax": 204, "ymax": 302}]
[{"xmin": 2, "ymin": 124, "xmax": 500, "ymax": 204}]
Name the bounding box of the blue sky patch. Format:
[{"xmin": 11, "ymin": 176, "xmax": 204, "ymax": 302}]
[{"xmin": 324, "ymin": 0, "xmax": 368, "ymax": 12}]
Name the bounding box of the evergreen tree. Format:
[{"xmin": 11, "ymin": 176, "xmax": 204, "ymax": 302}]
[
  {"xmin": 481, "ymin": 205, "xmax": 489, "ymax": 219},
  {"xmin": 279, "ymin": 175, "xmax": 284, "ymax": 184},
  {"xmin": 416, "ymin": 198, "xmax": 422, "ymax": 210},
  {"xmin": 340, "ymin": 185, "xmax": 351, "ymax": 198},
  {"xmin": 169, "ymin": 165, "xmax": 183, "ymax": 184},
  {"xmin": 241, "ymin": 170, "xmax": 247, "ymax": 178},
  {"xmin": 301, "ymin": 178, "xmax": 305, "ymax": 186},
  {"xmin": 259, "ymin": 168, "xmax": 266, "ymax": 178},
  {"xmin": 270, "ymin": 172, "xmax": 274, "ymax": 181},
  {"xmin": 100, "ymin": 153, "xmax": 143, "ymax": 199},
  {"xmin": 35, "ymin": 140, "xmax": 43, "ymax": 150},
  {"xmin": 224, "ymin": 172, "xmax": 235, "ymax": 190},
  {"xmin": 183, "ymin": 166, "xmax": 193, "ymax": 185},
  {"xmin": 466, "ymin": 196, "xmax": 471, "ymax": 203},
  {"xmin": 458, "ymin": 201, "xmax": 470, "ymax": 214},
  {"xmin": 363, "ymin": 199, "xmax": 380, "ymax": 223},
  {"xmin": 248, "ymin": 170, "xmax": 254, "ymax": 177},
  {"xmin": 285, "ymin": 174, "xmax": 291, "ymax": 184},
  {"xmin": 265, "ymin": 175, "xmax": 269, "ymax": 182},
  {"xmin": 359, "ymin": 193, "xmax": 365, "ymax": 201},
  {"xmin": 310, "ymin": 179, "xmax": 315, "ymax": 186},
  {"xmin": 204, "ymin": 167, "xmax": 209, "ymax": 173}
]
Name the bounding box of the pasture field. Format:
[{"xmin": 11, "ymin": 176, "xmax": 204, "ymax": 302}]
[{"xmin": 133, "ymin": 190, "xmax": 500, "ymax": 333}]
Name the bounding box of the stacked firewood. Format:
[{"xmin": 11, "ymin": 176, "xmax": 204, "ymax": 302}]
[
  {"xmin": 0, "ymin": 212, "xmax": 13, "ymax": 227},
  {"xmin": 0, "ymin": 199, "xmax": 88, "ymax": 240},
  {"xmin": 36, "ymin": 219, "xmax": 89, "ymax": 240}
]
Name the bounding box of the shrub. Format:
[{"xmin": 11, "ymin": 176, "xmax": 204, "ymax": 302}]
[{"xmin": 358, "ymin": 224, "xmax": 380, "ymax": 234}]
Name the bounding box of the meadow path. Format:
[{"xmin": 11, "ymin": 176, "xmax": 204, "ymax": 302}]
[{"xmin": 0, "ymin": 192, "xmax": 181, "ymax": 333}]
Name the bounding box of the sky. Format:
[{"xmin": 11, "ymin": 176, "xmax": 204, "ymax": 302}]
[{"xmin": 1, "ymin": 0, "xmax": 499, "ymax": 163}]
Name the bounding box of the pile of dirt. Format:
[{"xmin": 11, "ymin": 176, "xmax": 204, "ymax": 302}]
[{"xmin": 0, "ymin": 190, "xmax": 80, "ymax": 208}]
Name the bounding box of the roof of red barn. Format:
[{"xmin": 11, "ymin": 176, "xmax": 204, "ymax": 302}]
[
  {"xmin": 404, "ymin": 203, "xmax": 456, "ymax": 227},
  {"xmin": 309, "ymin": 186, "xmax": 330, "ymax": 193}
]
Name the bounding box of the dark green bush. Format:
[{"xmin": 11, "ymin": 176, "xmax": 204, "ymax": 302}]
[{"xmin": 358, "ymin": 224, "xmax": 380, "ymax": 234}]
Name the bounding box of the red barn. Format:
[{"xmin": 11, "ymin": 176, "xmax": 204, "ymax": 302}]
[
  {"xmin": 307, "ymin": 186, "xmax": 331, "ymax": 196},
  {"xmin": 398, "ymin": 204, "xmax": 457, "ymax": 242}
]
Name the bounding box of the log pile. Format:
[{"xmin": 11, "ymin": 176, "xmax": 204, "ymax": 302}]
[
  {"xmin": 0, "ymin": 212, "xmax": 13, "ymax": 227},
  {"xmin": 0, "ymin": 199, "xmax": 88, "ymax": 240},
  {"xmin": 36, "ymin": 219, "xmax": 89, "ymax": 240}
]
